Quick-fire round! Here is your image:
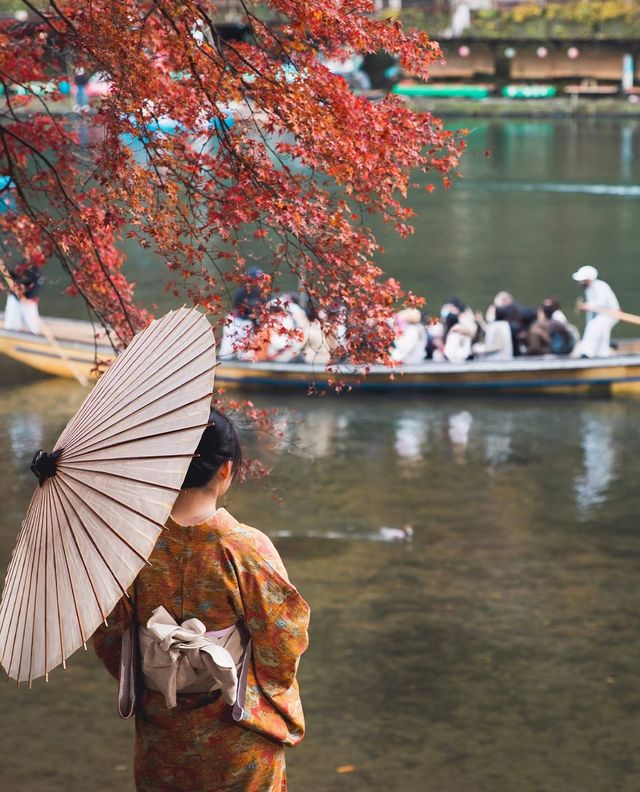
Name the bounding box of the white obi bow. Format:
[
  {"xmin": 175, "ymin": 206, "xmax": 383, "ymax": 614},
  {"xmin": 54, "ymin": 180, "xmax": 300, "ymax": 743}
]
[{"xmin": 139, "ymin": 606, "xmax": 247, "ymax": 710}]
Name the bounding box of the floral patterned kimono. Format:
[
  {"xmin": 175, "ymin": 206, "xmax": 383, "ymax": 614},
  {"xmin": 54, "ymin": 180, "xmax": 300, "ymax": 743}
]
[{"xmin": 93, "ymin": 508, "xmax": 310, "ymax": 792}]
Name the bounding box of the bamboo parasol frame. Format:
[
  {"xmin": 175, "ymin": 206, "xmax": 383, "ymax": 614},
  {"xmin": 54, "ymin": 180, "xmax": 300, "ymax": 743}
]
[{"xmin": 0, "ymin": 307, "xmax": 216, "ymax": 684}]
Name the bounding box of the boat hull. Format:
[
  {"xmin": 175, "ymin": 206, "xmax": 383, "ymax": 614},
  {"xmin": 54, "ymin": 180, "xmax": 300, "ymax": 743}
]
[
  {"xmin": 0, "ymin": 314, "xmax": 114, "ymax": 381},
  {"xmin": 216, "ymin": 357, "xmax": 640, "ymax": 396},
  {"xmin": 3, "ymin": 315, "xmax": 640, "ymax": 396}
]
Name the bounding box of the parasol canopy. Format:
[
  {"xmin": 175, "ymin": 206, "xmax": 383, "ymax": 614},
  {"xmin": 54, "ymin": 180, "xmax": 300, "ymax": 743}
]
[{"xmin": 0, "ymin": 307, "xmax": 216, "ymax": 684}]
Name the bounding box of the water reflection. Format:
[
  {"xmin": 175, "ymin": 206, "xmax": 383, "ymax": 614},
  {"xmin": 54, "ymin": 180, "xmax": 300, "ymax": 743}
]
[
  {"xmin": 0, "ymin": 377, "xmax": 630, "ymax": 529},
  {"xmin": 240, "ymin": 395, "xmax": 633, "ymax": 522},
  {"xmin": 448, "ymin": 409, "xmax": 473, "ymax": 465},
  {"xmin": 574, "ymin": 411, "xmax": 618, "ymax": 516},
  {"xmin": 7, "ymin": 413, "xmax": 43, "ymax": 462},
  {"xmin": 485, "ymin": 412, "xmax": 514, "ymax": 468},
  {"xmin": 619, "ymin": 124, "xmax": 636, "ymax": 181},
  {"xmin": 394, "ymin": 412, "xmax": 428, "ymax": 462}
]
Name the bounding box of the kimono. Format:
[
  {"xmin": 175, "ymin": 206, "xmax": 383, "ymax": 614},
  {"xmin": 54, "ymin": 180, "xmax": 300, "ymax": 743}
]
[{"xmin": 93, "ymin": 508, "xmax": 310, "ymax": 792}]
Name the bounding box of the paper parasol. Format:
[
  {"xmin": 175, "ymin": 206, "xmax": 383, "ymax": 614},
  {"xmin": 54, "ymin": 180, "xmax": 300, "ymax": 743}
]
[{"xmin": 0, "ymin": 307, "xmax": 216, "ymax": 684}]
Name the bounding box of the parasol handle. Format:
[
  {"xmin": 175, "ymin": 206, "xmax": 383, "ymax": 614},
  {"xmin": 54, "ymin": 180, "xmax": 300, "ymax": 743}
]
[{"xmin": 30, "ymin": 449, "xmax": 63, "ymax": 487}]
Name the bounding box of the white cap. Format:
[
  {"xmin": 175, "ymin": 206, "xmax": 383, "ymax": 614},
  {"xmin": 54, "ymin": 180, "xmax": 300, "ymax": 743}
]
[{"xmin": 572, "ymin": 265, "xmax": 598, "ymax": 282}]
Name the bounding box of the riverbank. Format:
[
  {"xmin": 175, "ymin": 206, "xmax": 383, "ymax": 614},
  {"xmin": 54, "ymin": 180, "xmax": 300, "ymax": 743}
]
[{"xmin": 406, "ymin": 96, "xmax": 640, "ymax": 119}]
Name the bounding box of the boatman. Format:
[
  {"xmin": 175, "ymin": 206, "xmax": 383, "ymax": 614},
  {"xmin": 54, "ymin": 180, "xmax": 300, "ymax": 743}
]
[
  {"xmin": 571, "ymin": 265, "xmax": 619, "ymax": 358},
  {"xmin": 2, "ymin": 262, "xmax": 44, "ymax": 335}
]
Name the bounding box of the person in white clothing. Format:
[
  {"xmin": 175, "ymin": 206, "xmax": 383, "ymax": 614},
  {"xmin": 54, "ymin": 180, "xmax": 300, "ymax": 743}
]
[
  {"xmin": 302, "ymin": 304, "xmax": 332, "ymax": 365},
  {"xmin": 265, "ymin": 298, "xmax": 308, "ymax": 362},
  {"xmin": 391, "ymin": 308, "xmax": 426, "ymax": 365},
  {"xmin": 3, "ymin": 265, "xmax": 44, "ymax": 334},
  {"xmin": 571, "ymin": 265, "xmax": 619, "ymax": 358},
  {"xmin": 219, "ymin": 312, "xmax": 255, "ymax": 360},
  {"xmin": 474, "ymin": 306, "xmax": 513, "ymax": 360}
]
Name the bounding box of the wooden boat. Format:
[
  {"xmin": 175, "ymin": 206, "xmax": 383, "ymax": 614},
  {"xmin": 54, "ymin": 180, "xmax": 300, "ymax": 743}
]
[
  {"xmin": 0, "ymin": 314, "xmax": 114, "ymax": 381},
  {"xmin": 3, "ymin": 314, "xmax": 640, "ymax": 396}
]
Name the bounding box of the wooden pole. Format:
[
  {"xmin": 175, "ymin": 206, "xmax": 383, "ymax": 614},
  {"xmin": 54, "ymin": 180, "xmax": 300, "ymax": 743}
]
[
  {"xmin": 580, "ymin": 302, "xmax": 640, "ymax": 328},
  {"xmin": 0, "ymin": 260, "xmax": 89, "ymax": 386}
]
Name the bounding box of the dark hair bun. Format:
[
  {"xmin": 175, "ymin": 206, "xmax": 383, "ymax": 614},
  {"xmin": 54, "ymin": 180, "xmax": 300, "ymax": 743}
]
[{"xmin": 181, "ymin": 409, "xmax": 242, "ymax": 490}]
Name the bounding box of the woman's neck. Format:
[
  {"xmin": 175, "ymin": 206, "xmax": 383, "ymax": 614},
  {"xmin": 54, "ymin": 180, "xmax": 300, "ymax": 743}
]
[{"xmin": 171, "ymin": 487, "xmax": 218, "ymax": 527}]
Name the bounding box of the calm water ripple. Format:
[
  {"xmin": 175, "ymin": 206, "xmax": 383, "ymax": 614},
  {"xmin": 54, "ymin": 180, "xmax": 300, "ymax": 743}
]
[{"xmin": 461, "ymin": 181, "xmax": 640, "ymax": 197}]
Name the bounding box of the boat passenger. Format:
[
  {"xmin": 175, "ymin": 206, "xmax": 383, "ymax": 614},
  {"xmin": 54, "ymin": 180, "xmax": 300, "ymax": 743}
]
[
  {"xmin": 326, "ymin": 302, "xmax": 348, "ymax": 353},
  {"xmin": 542, "ymin": 297, "xmax": 580, "ymax": 348},
  {"xmin": 503, "ymin": 303, "xmax": 536, "ymax": 356},
  {"xmin": 283, "ymin": 293, "xmax": 310, "ymax": 340},
  {"xmin": 232, "ymin": 267, "xmax": 266, "ymax": 323},
  {"xmin": 485, "ymin": 291, "xmax": 514, "ymax": 323},
  {"xmin": 485, "ymin": 292, "xmax": 536, "ymax": 355},
  {"xmin": 443, "ymin": 297, "xmax": 478, "ymax": 339},
  {"xmin": 527, "ymin": 298, "xmax": 576, "ymax": 356},
  {"xmin": 265, "ymin": 298, "xmax": 308, "ymax": 362},
  {"xmin": 425, "ymin": 319, "xmax": 444, "ymax": 359},
  {"xmin": 219, "ymin": 290, "xmax": 258, "ymax": 361},
  {"xmin": 302, "ymin": 303, "xmax": 331, "ymax": 365},
  {"xmin": 571, "ymin": 266, "xmax": 619, "ymax": 358},
  {"xmin": 474, "ymin": 306, "xmax": 513, "ymax": 360},
  {"xmin": 541, "ymin": 297, "xmax": 570, "ymax": 327},
  {"xmin": 219, "ymin": 312, "xmax": 254, "ymax": 361},
  {"xmin": 436, "ymin": 299, "xmax": 477, "ymax": 363},
  {"xmin": 3, "ymin": 265, "xmax": 44, "ymax": 335},
  {"xmin": 432, "ymin": 308, "xmax": 457, "ymax": 362},
  {"xmin": 391, "ymin": 308, "xmax": 426, "ymax": 365}
]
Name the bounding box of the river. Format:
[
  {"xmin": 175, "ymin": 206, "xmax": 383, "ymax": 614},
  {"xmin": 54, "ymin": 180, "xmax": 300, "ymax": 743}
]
[{"xmin": 1, "ymin": 118, "xmax": 640, "ymax": 791}]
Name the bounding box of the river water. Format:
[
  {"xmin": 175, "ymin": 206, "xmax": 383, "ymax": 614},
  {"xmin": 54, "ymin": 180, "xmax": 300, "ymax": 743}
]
[{"xmin": 1, "ymin": 118, "xmax": 640, "ymax": 791}]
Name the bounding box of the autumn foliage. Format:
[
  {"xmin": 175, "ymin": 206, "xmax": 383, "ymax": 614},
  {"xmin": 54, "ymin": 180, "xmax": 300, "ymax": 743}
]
[{"xmin": 0, "ymin": 1, "xmax": 462, "ymax": 364}]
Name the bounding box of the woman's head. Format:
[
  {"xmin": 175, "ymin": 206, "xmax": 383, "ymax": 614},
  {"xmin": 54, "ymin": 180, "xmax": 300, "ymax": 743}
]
[
  {"xmin": 181, "ymin": 409, "xmax": 243, "ymax": 493},
  {"xmin": 542, "ymin": 297, "xmax": 560, "ymax": 320}
]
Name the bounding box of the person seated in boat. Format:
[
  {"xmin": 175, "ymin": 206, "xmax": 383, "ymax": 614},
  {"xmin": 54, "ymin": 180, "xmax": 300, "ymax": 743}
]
[
  {"xmin": 445, "ymin": 297, "xmax": 478, "ymax": 338},
  {"xmin": 570, "ymin": 266, "xmax": 619, "ymax": 358},
  {"xmin": 219, "ymin": 292, "xmax": 258, "ymax": 361},
  {"xmin": 491, "ymin": 295, "xmax": 538, "ymax": 356},
  {"xmin": 543, "ymin": 297, "xmax": 580, "ymax": 348},
  {"xmin": 432, "ymin": 304, "xmax": 469, "ymax": 363},
  {"xmin": 527, "ymin": 298, "xmax": 577, "ymax": 356},
  {"xmin": 327, "ymin": 301, "xmax": 348, "ymax": 354},
  {"xmin": 265, "ymin": 297, "xmax": 309, "ymax": 362},
  {"xmin": 434, "ymin": 299, "xmax": 478, "ymax": 363},
  {"xmin": 232, "ymin": 267, "xmax": 267, "ymax": 323},
  {"xmin": 220, "ymin": 268, "xmax": 271, "ymax": 361},
  {"xmin": 282, "ymin": 293, "xmax": 309, "ymax": 338},
  {"xmin": 3, "ymin": 263, "xmax": 44, "ymax": 335},
  {"xmin": 485, "ymin": 291, "xmax": 514, "ymax": 323},
  {"xmin": 473, "ymin": 306, "xmax": 514, "ymax": 360},
  {"xmin": 302, "ymin": 303, "xmax": 332, "ymax": 365},
  {"xmin": 390, "ymin": 308, "xmax": 426, "ymax": 365},
  {"xmin": 425, "ymin": 319, "xmax": 444, "ymax": 359},
  {"xmin": 484, "ymin": 291, "xmax": 537, "ymax": 355}
]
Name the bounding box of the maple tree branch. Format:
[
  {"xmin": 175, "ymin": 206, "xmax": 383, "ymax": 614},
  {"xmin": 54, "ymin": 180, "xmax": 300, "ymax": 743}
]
[
  {"xmin": 19, "ymin": 1, "xmax": 60, "ymax": 31},
  {"xmin": 47, "ymin": 0, "xmax": 77, "ymax": 33}
]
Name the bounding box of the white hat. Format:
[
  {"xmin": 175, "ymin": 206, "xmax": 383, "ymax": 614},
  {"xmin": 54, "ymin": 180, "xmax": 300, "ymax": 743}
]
[{"xmin": 572, "ymin": 265, "xmax": 598, "ymax": 282}]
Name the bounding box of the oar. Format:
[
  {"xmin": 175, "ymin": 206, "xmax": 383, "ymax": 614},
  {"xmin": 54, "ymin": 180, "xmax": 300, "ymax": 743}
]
[
  {"xmin": 579, "ymin": 302, "xmax": 640, "ymax": 328},
  {"xmin": 0, "ymin": 261, "xmax": 89, "ymax": 386}
]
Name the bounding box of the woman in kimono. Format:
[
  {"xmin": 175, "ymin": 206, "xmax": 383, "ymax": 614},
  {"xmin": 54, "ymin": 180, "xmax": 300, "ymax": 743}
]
[{"xmin": 94, "ymin": 410, "xmax": 310, "ymax": 791}]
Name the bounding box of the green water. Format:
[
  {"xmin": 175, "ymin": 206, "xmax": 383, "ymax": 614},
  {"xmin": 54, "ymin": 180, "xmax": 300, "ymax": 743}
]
[{"xmin": 2, "ymin": 118, "xmax": 640, "ymax": 791}]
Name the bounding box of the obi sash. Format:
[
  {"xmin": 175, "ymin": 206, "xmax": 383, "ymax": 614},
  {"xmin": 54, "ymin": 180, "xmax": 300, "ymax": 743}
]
[{"xmin": 139, "ymin": 605, "xmax": 251, "ymax": 719}]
